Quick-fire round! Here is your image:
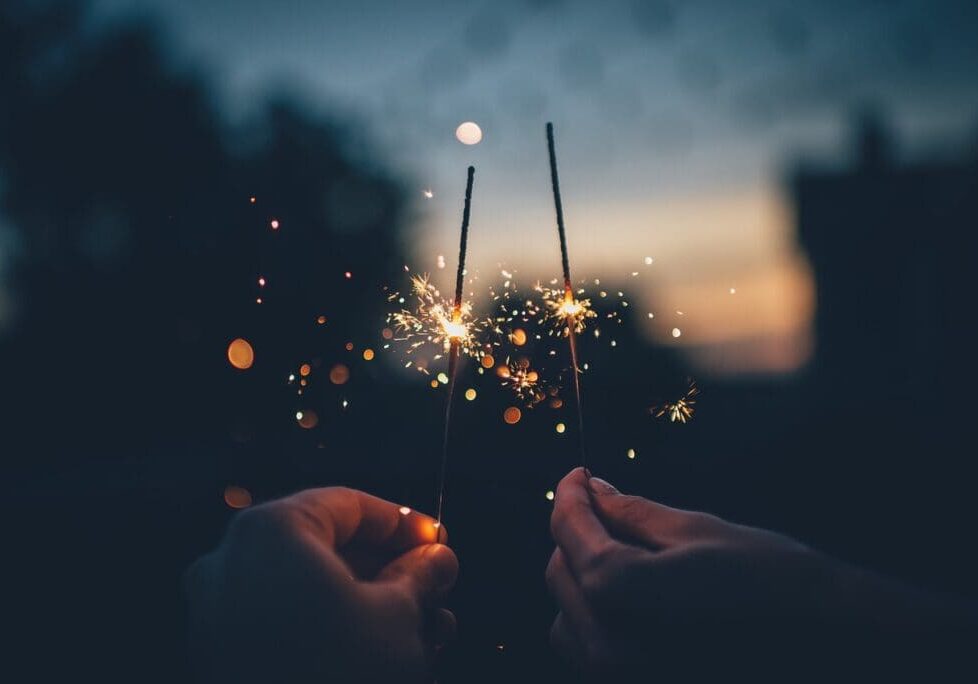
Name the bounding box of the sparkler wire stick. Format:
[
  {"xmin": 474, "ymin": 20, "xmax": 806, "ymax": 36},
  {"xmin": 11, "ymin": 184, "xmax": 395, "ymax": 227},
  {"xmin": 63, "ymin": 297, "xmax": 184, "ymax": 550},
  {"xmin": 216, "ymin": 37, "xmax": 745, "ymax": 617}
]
[
  {"xmin": 435, "ymin": 165, "xmax": 475, "ymax": 526},
  {"xmin": 546, "ymin": 122, "xmax": 588, "ymax": 471}
]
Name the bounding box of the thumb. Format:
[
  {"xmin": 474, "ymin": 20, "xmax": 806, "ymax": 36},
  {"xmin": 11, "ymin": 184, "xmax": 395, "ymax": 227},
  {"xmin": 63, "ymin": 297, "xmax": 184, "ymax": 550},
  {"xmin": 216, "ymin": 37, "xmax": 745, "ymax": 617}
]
[
  {"xmin": 376, "ymin": 543, "xmax": 459, "ymax": 603},
  {"xmin": 587, "ymin": 476, "xmax": 699, "ymax": 549}
]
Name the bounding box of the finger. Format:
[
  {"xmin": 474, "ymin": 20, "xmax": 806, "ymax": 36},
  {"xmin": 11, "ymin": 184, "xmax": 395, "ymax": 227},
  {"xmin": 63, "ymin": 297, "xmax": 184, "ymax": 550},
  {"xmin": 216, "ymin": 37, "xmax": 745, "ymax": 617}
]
[
  {"xmin": 545, "ymin": 548, "xmax": 596, "ymax": 640},
  {"xmin": 550, "ymin": 467, "xmax": 614, "ymax": 580},
  {"xmin": 433, "ymin": 608, "xmax": 457, "ymax": 647},
  {"xmin": 588, "ymin": 476, "xmax": 720, "ymax": 548},
  {"xmin": 376, "ymin": 543, "xmax": 459, "ymax": 605},
  {"xmin": 550, "ymin": 612, "xmax": 584, "ymax": 668},
  {"xmin": 287, "ymin": 487, "xmax": 443, "ymax": 552}
]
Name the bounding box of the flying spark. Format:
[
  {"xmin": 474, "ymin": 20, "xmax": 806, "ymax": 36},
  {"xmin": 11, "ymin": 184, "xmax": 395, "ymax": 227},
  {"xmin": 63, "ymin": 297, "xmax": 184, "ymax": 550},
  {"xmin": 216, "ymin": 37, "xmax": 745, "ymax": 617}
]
[{"xmin": 652, "ymin": 381, "xmax": 699, "ymax": 424}]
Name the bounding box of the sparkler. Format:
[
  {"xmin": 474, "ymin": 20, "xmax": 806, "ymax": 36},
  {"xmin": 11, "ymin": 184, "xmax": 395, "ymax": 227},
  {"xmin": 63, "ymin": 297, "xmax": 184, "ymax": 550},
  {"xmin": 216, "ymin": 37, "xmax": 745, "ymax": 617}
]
[
  {"xmin": 546, "ymin": 122, "xmax": 589, "ymax": 469},
  {"xmin": 435, "ymin": 165, "xmax": 475, "ymax": 526}
]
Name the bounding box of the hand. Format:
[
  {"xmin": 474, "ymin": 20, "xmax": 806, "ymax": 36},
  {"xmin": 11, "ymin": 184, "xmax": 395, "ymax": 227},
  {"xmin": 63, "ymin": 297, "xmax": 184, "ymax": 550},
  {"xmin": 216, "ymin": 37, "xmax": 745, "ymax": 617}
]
[
  {"xmin": 185, "ymin": 488, "xmax": 458, "ymax": 684},
  {"xmin": 546, "ymin": 468, "xmax": 976, "ymax": 676}
]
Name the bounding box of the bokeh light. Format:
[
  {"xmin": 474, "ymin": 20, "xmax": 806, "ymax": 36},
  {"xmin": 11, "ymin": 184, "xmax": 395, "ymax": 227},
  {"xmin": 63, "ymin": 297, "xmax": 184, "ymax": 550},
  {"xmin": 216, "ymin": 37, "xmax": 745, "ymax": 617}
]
[
  {"xmin": 503, "ymin": 406, "xmax": 521, "ymax": 424},
  {"xmin": 329, "ymin": 364, "xmax": 350, "ymax": 385},
  {"xmin": 455, "ymin": 121, "xmax": 483, "ymax": 145},
  {"xmin": 227, "ymin": 338, "xmax": 254, "ymax": 370},
  {"xmin": 224, "ymin": 485, "xmax": 253, "ymax": 509}
]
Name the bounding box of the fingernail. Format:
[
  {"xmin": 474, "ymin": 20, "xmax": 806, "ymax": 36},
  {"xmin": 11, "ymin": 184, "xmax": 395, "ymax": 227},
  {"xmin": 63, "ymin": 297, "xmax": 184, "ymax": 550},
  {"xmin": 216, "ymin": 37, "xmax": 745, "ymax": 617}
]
[{"xmin": 588, "ymin": 477, "xmax": 618, "ymax": 495}]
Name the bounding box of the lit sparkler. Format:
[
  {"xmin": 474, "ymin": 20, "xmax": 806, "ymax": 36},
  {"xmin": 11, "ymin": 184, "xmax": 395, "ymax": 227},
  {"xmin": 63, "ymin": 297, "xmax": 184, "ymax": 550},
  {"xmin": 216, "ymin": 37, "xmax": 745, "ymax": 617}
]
[
  {"xmin": 652, "ymin": 380, "xmax": 699, "ymax": 424},
  {"xmin": 546, "ymin": 122, "xmax": 589, "ymax": 468},
  {"xmin": 434, "ymin": 166, "xmax": 475, "ymax": 526}
]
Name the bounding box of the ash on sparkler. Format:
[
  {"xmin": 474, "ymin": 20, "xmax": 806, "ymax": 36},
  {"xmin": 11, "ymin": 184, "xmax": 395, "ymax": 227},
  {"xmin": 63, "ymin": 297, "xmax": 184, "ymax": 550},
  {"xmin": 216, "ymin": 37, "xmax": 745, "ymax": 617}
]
[{"xmin": 546, "ymin": 122, "xmax": 589, "ymax": 469}]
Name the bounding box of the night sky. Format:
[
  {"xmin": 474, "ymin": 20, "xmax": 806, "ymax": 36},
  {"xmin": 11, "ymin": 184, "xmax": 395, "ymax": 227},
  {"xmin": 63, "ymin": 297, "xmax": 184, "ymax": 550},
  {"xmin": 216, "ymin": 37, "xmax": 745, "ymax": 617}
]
[{"xmin": 87, "ymin": 0, "xmax": 978, "ymax": 372}]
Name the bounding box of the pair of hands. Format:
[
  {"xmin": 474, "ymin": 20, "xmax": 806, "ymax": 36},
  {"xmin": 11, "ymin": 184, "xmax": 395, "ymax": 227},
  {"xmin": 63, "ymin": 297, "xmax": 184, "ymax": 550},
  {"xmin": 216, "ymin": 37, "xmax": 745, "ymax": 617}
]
[{"xmin": 187, "ymin": 468, "xmax": 974, "ymax": 682}]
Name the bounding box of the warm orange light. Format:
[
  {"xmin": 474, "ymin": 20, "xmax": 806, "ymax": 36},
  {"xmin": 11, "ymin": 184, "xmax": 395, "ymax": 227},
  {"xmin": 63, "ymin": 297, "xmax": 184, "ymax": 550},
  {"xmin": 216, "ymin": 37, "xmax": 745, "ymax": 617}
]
[
  {"xmin": 555, "ymin": 422, "xmax": 566, "ymax": 434},
  {"xmin": 481, "ymin": 354, "xmax": 494, "ymax": 369},
  {"xmin": 382, "ymin": 327, "xmax": 393, "ymax": 340},
  {"xmin": 299, "ymin": 363, "xmax": 312, "ymax": 377},
  {"xmin": 399, "ymin": 506, "xmax": 411, "ymax": 515},
  {"xmin": 270, "ymin": 219, "xmax": 280, "ymax": 230},
  {"xmin": 430, "ymin": 379, "xmax": 439, "ymax": 389},
  {"xmin": 362, "ymin": 348, "xmax": 375, "ymax": 361},
  {"xmin": 345, "ymin": 342, "xmax": 354, "ymax": 351},
  {"xmin": 464, "ymin": 388, "xmax": 477, "ymax": 401},
  {"xmin": 550, "ymin": 398, "xmax": 563, "ymax": 409},
  {"xmin": 557, "ymin": 291, "xmax": 584, "ymax": 319},
  {"xmin": 503, "ymin": 407, "xmax": 522, "ymax": 424},
  {"xmin": 227, "ymin": 338, "xmax": 254, "ymax": 370},
  {"xmin": 224, "ymin": 485, "xmax": 253, "ymax": 509},
  {"xmin": 296, "ymin": 410, "xmax": 319, "ymax": 429},
  {"xmin": 329, "ymin": 364, "xmax": 350, "ymax": 385},
  {"xmin": 249, "ymin": 196, "xmax": 256, "ymax": 204},
  {"xmin": 496, "ymin": 364, "xmax": 511, "ymax": 379},
  {"xmin": 510, "ymin": 328, "xmax": 527, "ymax": 346},
  {"xmin": 317, "ymin": 315, "xmax": 327, "ymax": 325}
]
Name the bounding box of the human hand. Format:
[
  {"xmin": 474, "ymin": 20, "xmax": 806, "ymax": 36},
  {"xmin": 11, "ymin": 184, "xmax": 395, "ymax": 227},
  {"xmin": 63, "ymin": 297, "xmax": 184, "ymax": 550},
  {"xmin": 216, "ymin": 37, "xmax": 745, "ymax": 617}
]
[
  {"xmin": 185, "ymin": 488, "xmax": 458, "ymax": 684},
  {"xmin": 546, "ymin": 467, "xmax": 974, "ymax": 675}
]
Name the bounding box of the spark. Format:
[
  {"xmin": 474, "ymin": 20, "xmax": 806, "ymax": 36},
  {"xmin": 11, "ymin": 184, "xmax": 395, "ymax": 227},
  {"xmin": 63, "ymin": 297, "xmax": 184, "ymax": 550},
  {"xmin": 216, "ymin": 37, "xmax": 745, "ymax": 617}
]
[
  {"xmin": 388, "ymin": 274, "xmax": 488, "ymax": 365},
  {"xmin": 627, "ymin": 448, "xmax": 636, "ymax": 459},
  {"xmin": 535, "ymin": 284, "xmax": 596, "ymax": 336},
  {"xmin": 545, "ymin": 490, "xmax": 555, "ymax": 501},
  {"xmin": 423, "ymin": 189, "xmax": 434, "ymax": 199},
  {"xmin": 270, "ymin": 219, "xmax": 280, "ymax": 230},
  {"xmin": 652, "ymin": 381, "xmax": 699, "ymax": 424},
  {"xmin": 672, "ymin": 327, "xmax": 682, "ymax": 338},
  {"xmin": 499, "ymin": 357, "xmax": 546, "ymax": 406},
  {"xmin": 399, "ymin": 506, "xmax": 411, "ymax": 515}
]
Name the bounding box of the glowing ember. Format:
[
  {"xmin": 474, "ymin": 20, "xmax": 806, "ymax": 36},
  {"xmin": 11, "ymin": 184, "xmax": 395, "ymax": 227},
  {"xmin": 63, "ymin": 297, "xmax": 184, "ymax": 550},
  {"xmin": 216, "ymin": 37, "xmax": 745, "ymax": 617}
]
[
  {"xmin": 362, "ymin": 348, "xmax": 375, "ymax": 361},
  {"xmin": 535, "ymin": 284, "xmax": 596, "ymax": 336},
  {"xmin": 545, "ymin": 490, "xmax": 555, "ymax": 501},
  {"xmin": 464, "ymin": 388, "xmax": 477, "ymax": 401},
  {"xmin": 555, "ymin": 422, "xmax": 566, "ymax": 434},
  {"xmin": 270, "ymin": 219, "xmax": 280, "ymax": 230},
  {"xmin": 388, "ymin": 274, "xmax": 489, "ymax": 365},
  {"xmin": 626, "ymin": 448, "xmax": 636, "ymax": 459},
  {"xmin": 399, "ymin": 506, "xmax": 411, "ymax": 515}
]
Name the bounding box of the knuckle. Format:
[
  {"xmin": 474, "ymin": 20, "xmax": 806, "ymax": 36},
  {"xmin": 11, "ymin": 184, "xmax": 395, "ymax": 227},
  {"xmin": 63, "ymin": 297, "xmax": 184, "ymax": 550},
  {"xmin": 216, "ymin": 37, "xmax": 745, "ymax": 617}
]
[{"xmin": 579, "ymin": 543, "xmax": 619, "ymax": 601}]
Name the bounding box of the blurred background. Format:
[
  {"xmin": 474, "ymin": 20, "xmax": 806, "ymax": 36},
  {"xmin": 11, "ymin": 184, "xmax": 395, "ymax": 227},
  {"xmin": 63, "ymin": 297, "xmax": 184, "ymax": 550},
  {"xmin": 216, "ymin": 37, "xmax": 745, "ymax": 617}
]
[{"xmin": 3, "ymin": 0, "xmax": 977, "ymax": 681}]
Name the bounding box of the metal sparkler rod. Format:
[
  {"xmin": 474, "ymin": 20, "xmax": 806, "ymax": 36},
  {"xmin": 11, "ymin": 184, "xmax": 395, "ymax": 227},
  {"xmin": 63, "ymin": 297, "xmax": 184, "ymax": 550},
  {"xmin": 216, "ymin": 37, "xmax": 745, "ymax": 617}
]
[
  {"xmin": 546, "ymin": 122, "xmax": 588, "ymax": 472},
  {"xmin": 436, "ymin": 165, "xmax": 475, "ymax": 527},
  {"xmin": 546, "ymin": 123, "xmax": 573, "ymax": 293}
]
